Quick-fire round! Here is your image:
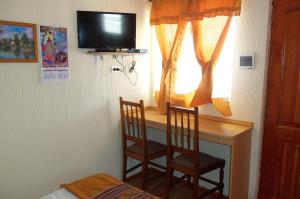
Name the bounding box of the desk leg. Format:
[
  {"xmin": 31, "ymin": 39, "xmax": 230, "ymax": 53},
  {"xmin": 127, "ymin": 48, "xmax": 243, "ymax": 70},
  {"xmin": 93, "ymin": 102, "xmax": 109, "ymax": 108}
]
[{"xmin": 229, "ymin": 130, "xmax": 252, "ymax": 199}]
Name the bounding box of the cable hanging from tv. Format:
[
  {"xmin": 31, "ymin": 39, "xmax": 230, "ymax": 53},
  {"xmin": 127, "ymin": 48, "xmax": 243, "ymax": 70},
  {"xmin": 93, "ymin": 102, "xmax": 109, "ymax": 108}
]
[{"xmin": 113, "ymin": 55, "xmax": 138, "ymax": 86}]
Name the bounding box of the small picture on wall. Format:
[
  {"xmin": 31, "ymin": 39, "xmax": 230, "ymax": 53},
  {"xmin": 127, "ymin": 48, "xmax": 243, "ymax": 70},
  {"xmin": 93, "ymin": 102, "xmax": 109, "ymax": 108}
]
[
  {"xmin": 0, "ymin": 20, "xmax": 38, "ymax": 63},
  {"xmin": 40, "ymin": 25, "xmax": 69, "ymax": 81}
]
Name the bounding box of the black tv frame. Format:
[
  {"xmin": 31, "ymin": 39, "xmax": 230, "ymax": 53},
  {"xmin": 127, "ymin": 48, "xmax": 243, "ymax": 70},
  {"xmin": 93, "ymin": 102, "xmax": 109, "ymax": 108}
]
[{"xmin": 77, "ymin": 11, "xmax": 136, "ymax": 51}]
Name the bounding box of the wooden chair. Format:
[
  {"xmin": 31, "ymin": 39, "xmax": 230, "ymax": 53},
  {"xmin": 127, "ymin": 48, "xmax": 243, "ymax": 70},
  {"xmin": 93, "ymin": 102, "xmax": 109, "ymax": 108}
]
[
  {"xmin": 165, "ymin": 102, "xmax": 225, "ymax": 199},
  {"xmin": 119, "ymin": 97, "xmax": 167, "ymax": 190}
]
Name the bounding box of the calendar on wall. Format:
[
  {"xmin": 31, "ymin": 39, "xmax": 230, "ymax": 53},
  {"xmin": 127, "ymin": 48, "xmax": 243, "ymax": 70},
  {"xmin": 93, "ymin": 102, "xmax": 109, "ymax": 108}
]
[{"xmin": 40, "ymin": 25, "xmax": 69, "ymax": 81}]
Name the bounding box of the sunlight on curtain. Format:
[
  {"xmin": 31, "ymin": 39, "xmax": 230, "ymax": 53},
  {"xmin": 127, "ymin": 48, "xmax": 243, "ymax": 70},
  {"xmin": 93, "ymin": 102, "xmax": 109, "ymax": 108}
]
[
  {"xmin": 151, "ymin": 26, "xmax": 162, "ymax": 91},
  {"xmin": 152, "ymin": 24, "xmax": 200, "ymax": 95},
  {"xmin": 152, "ymin": 25, "xmax": 179, "ymax": 91},
  {"xmin": 212, "ymin": 17, "xmax": 237, "ymax": 99},
  {"xmin": 152, "ymin": 27, "xmax": 162, "ymax": 92},
  {"xmin": 175, "ymin": 23, "xmax": 201, "ymax": 95},
  {"xmin": 152, "ymin": 18, "xmax": 237, "ymax": 105}
]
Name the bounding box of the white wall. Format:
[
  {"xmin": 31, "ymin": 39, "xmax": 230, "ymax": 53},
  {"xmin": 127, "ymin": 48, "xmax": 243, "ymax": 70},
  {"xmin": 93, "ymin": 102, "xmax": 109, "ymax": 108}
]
[
  {"xmin": 0, "ymin": 0, "xmax": 151, "ymax": 198},
  {"xmin": 231, "ymin": 1, "xmax": 271, "ymax": 198},
  {"xmin": 0, "ymin": 0, "xmax": 272, "ymax": 198},
  {"xmin": 149, "ymin": 0, "xmax": 272, "ymax": 198}
]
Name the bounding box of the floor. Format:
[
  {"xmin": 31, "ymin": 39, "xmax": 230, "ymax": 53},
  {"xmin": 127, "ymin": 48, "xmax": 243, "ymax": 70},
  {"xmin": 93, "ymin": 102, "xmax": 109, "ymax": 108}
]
[{"xmin": 127, "ymin": 168, "xmax": 226, "ymax": 199}]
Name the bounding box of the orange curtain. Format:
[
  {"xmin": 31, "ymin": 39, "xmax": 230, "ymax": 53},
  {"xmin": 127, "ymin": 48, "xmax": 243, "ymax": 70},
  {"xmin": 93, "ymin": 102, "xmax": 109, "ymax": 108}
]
[
  {"xmin": 190, "ymin": 16, "xmax": 233, "ymax": 116},
  {"xmin": 156, "ymin": 21, "xmax": 187, "ymax": 113},
  {"xmin": 151, "ymin": 0, "xmax": 189, "ymax": 25},
  {"xmin": 151, "ymin": 0, "xmax": 241, "ymax": 24},
  {"xmin": 151, "ymin": 0, "xmax": 241, "ymax": 116},
  {"xmin": 188, "ymin": 0, "xmax": 241, "ymax": 20}
]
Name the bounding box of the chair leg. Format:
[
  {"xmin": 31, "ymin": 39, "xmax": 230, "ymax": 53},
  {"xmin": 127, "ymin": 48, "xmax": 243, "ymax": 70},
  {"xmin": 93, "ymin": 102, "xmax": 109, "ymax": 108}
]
[
  {"xmin": 122, "ymin": 154, "xmax": 127, "ymax": 182},
  {"xmin": 165, "ymin": 166, "xmax": 172, "ymax": 199},
  {"xmin": 218, "ymin": 167, "xmax": 224, "ymax": 199},
  {"xmin": 142, "ymin": 161, "xmax": 148, "ymax": 190},
  {"xmin": 187, "ymin": 175, "xmax": 191, "ymax": 185},
  {"xmin": 192, "ymin": 175, "xmax": 199, "ymax": 199},
  {"xmin": 169, "ymin": 169, "xmax": 174, "ymax": 187}
]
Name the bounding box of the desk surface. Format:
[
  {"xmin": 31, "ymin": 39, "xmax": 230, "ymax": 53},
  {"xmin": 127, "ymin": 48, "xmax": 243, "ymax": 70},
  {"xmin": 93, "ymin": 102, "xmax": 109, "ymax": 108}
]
[{"xmin": 143, "ymin": 108, "xmax": 253, "ymax": 146}]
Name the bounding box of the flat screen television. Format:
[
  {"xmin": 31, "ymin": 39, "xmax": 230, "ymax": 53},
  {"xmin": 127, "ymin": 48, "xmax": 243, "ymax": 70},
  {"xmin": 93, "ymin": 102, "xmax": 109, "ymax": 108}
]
[{"xmin": 77, "ymin": 11, "xmax": 136, "ymax": 50}]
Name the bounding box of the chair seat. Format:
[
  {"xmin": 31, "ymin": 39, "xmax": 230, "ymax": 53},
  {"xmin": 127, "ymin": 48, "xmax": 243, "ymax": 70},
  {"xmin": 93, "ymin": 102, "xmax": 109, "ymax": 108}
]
[
  {"xmin": 172, "ymin": 152, "xmax": 225, "ymax": 173},
  {"xmin": 127, "ymin": 140, "xmax": 166, "ymax": 158}
]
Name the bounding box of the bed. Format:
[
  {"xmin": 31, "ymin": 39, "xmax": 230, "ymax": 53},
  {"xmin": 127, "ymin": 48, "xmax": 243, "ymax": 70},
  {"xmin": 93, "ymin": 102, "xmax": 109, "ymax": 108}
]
[
  {"xmin": 41, "ymin": 188, "xmax": 77, "ymax": 199},
  {"xmin": 41, "ymin": 173, "xmax": 159, "ymax": 199}
]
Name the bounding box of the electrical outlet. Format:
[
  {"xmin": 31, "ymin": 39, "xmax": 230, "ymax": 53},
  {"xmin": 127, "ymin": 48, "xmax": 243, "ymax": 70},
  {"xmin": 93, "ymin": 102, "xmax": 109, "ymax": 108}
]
[{"xmin": 112, "ymin": 66, "xmax": 122, "ymax": 72}]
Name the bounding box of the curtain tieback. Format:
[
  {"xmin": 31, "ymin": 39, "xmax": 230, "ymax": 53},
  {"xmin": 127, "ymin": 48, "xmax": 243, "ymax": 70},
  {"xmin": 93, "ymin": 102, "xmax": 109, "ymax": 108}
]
[{"xmin": 201, "ymin": 61, "xmax": 213, "ymax": 73}]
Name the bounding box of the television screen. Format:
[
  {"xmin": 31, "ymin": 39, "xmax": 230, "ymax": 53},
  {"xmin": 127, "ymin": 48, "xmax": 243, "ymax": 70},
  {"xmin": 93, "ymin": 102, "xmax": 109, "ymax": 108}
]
[{"xmin": 77, "ymin": 11, "xmax": 136, "ymax": 50}]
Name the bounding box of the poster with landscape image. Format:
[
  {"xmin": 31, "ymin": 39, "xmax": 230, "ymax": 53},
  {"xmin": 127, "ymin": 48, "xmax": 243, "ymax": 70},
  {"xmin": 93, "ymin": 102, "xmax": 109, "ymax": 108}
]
[{"xmin": 0, "ymin": 21, "xmax": 38, "ymax": 62}]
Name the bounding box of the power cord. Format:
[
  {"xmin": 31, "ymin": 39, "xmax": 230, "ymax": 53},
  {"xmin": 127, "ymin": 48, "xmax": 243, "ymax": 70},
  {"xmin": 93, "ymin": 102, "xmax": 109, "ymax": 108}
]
[
  {"xmin": 129, "ymin": 60, "xmax": 136, "ymax": 73},
  {"xmin": 113, "ymin": 55, "xmax": 138, "ymax": 86}
]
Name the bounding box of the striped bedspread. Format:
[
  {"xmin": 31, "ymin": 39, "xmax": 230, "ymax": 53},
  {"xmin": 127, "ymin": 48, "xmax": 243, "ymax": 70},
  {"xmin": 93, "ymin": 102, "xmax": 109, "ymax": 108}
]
[
  {"xmin": 95, "ymin": 183, "xmax": 153, "ymax": 199},
  {"xmin": 61, "ymin": 173, "xmax": 159, "ymax": 199}
]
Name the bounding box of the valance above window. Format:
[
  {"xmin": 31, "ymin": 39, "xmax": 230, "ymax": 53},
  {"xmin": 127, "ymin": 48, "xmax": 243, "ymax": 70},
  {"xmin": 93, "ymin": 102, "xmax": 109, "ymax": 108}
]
[
  {"xmin": 150, "ymin": 0, "xmax": 189, "ymax": 25},
  {"xmin": 150, "ymin": 0, "xmax": 241, "ymax": 25}
]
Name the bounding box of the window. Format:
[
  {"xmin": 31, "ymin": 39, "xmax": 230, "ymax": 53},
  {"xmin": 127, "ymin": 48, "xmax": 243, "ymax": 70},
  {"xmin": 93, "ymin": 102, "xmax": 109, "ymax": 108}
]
[{"xmin": 152, "ymin": 17, "xmax": 237, "ymax": 104}]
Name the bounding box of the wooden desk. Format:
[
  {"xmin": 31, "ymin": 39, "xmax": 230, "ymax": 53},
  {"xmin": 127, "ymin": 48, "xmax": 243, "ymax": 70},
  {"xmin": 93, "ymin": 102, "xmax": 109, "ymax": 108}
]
[{"xmin": 143, "ymin": 108, "xmax": 253, "ymax": 199}]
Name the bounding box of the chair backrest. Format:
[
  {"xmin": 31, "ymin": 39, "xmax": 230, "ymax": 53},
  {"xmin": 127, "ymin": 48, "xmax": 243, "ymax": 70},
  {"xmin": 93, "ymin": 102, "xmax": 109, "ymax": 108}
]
[
  {"xmin": 119, "ymin": 97, "xmax": 147, "ymax": 152},
  {"xmin": 166, "ymin": 102, "xmax": 199, "ymax": 167}
]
